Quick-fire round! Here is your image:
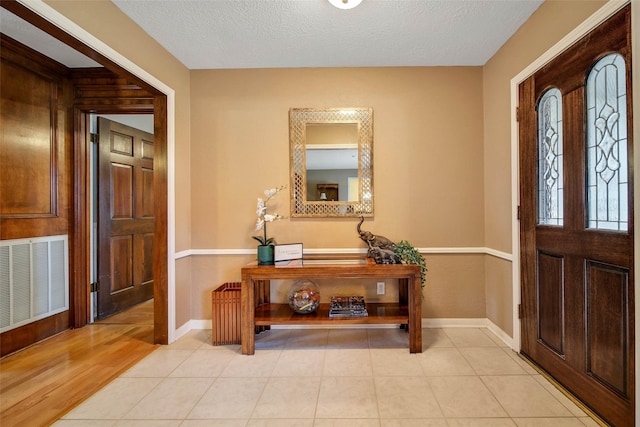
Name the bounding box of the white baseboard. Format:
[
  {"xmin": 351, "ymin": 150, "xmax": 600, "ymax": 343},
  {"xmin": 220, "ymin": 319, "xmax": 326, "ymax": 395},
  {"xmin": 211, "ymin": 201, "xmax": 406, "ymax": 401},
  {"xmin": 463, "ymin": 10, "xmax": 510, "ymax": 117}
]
[
  {"xmin": 421, "ymin": 317, "xmax": 488, "ymax": 328},
  {"xmin": 174, "ymin": 319, "xmax": 209, "ymax": 340},
  {"xmin": 179, "ymin": 317, "xmax": 516, "ymax": 349},
  {"xmin": 485, "ymin": 318, "xmax": 515, "ymax": 348}
]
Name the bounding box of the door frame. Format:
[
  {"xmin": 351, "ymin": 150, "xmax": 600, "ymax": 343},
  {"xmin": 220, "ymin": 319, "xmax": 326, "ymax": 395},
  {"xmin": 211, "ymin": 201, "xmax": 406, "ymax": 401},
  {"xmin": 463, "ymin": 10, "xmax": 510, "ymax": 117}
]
[
  {"xmin": 509, "ymin": 0, "xmax": 638, "ymax": 415},
  {"xmin": 10, "ymin": 0, "xmax": 177, "ymax": 343}
]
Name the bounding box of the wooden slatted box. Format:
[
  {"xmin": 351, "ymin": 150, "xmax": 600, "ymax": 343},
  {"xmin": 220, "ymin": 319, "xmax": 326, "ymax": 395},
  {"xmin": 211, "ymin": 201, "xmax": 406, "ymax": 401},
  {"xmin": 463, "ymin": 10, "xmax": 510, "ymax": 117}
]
[{"xmin": 211, "ymin": 282, "xmax": 242, "ymax": 345}]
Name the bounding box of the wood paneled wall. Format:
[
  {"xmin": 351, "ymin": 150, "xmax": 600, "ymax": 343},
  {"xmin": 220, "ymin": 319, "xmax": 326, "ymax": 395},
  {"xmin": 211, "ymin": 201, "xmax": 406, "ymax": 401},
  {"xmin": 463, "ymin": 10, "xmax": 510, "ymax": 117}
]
[
  {"xmin": 0, "ymin": 35, "xmax": 73, "ymax": 355},
  {"xmin": 0, "ymin": 34, "xmax": 158, "ymax": 356}
]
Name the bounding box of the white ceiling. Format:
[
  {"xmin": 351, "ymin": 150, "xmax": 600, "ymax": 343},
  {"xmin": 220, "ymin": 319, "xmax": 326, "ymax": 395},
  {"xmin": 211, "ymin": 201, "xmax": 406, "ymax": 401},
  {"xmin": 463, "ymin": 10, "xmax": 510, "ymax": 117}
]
[
  {"xmin": 110, "ymin": 0, "xmax": 543, "ymax": 69},
  {"xmin": 1, "ymin": 1, "xmax": 543, "ymax": 70}
]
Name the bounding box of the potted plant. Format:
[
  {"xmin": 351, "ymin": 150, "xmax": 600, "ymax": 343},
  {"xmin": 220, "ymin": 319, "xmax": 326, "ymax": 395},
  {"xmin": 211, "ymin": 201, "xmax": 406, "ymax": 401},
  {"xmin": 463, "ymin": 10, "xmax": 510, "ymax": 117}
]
[
  {"xmin": 394, "ymin": 240, "xmax": 428, "ymax": 292},
  {"xmin": 252, "ymin": 185, "xmax": 286, "ymax": 265}
]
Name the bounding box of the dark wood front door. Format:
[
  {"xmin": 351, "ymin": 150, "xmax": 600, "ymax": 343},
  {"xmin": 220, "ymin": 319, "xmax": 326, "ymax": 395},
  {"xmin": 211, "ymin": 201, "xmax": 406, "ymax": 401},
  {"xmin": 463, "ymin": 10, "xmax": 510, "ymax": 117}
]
[
  {"xmin": 97, "ymin": 118, "xmax": 155, "ymax": 319},
  {"xmin": 519, "ymin": 6, "xmax": 634, "ymax": 426}
]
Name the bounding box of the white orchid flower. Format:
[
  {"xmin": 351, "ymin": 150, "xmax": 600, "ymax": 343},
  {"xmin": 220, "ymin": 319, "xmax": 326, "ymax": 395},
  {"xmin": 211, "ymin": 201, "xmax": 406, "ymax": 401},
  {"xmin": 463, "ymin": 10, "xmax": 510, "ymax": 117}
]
[
  {"xmin": 252, "ymin": 185, "xmax": 286, "ymax": 247},
  {"xmin": 256, "ymin": 198, "xmax": 267, "ymax": 217},
  {"xmin": 264, "ymin": 214, "xmax": 278, "ymax": 222}
]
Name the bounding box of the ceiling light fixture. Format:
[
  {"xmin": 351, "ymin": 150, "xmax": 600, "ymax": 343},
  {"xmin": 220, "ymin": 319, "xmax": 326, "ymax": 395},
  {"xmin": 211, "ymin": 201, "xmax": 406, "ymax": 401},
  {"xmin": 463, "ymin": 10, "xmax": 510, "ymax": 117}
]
[{"xmin": 328, "ymin": 0, "xmax": 363, "ymax": 10}]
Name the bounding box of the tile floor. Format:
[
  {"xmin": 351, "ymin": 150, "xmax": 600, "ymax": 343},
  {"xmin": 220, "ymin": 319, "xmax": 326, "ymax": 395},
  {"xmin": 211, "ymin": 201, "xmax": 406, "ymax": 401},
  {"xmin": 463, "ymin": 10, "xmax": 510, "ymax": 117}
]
[{"xmin": 53, "ymin": 327, "xmax": 601, "ymax": 426}]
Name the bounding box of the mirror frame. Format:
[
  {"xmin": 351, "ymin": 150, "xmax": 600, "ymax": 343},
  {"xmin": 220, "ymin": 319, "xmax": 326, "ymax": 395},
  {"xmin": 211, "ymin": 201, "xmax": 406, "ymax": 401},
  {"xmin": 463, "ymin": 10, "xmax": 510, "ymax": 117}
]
[{"xmin": 289, "ymin": 107, "xmax": 374, "ymax": 218}]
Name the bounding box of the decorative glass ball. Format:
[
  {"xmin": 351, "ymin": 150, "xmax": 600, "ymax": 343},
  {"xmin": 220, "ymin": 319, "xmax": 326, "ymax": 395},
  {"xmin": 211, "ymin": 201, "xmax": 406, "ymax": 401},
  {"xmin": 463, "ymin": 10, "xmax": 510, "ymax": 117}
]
[{"xmin": 288, "ymin": 279, "xmax": 321, "ymax": 314}]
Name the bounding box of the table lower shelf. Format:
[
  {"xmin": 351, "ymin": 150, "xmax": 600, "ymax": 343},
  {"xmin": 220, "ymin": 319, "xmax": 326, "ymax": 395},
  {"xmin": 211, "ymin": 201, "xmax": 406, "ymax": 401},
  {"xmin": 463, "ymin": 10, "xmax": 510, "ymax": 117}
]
[{"xmin": 254, "ymin": 303, "xmax": 409, "ymax": 326}]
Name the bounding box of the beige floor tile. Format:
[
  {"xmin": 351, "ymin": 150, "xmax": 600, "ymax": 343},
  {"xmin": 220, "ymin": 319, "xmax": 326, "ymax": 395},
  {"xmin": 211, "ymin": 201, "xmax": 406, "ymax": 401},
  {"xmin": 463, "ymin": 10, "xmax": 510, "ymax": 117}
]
[
  {"xmin": 323, "ymin": 348, "xmax": 373, "ymax": 377},
  {"xmin": 219, "ymin": 349, "xmax": 281, "ymax": 377},
  {"xmin": 286, "ymin": 329, "xmax": 330, "ymax": 349},
  {"xmin": 481, "ymin": 375, "xmax": 573, "ymax": 418},
  {"xmin": 316, "ymin": 419, "xmax": 382, "ymax": 427},
  {"xmin": 255, "ymin": 329, "xmax": 291, "ymax": 349},
  {"xmin": 252, "ymin": 376, "xmax": 321, "ymax": 418},
  {"xmin": 417, "ymin": 348, "xmax": 476, "ymax": 376},
  {"xmin": 248, "ymin": 420, "xmax": 314, "ymax": 427},
  {"xmin": 327, "ymin": 328, "xmax": 370, "ymax": 349},
  {"xmin": 501, "ymin": 348, "xmax": 539, "ymax": 374},
  {"xmin": 114, "ymin": 422, "xmax": 182, "ymax": 427},
  {"xmin": 51, "ymin": 327, "xmax": 605, "ymax": 426},
  {"xmin": 182, "ymin": 420, "xmax": 248, "ymax": 427},
  {"xmin": 443, "ymin": 328, "xmax": 499, "ymax": 348},
  {"xmin": 459, "ymin": 347, "xmax": 528, "ymax": 375},
  {"xmin": 370, "ymin": 348, "xmax": 424, "ymax": 377},
  {"xmin": 368, "ymin": 328, "xmax": 410, "ymax": 349},
  {"xmin": 271, "ymin": 349, "xmax": 326, "ymax": 377},
  {"xmin": 63, "ymin": 377, "xmax": 162, "ymax": 419},
  {"xmin": 428, "ymin": 376, "xmax": 508, "ymax": 418},
  {"xmin": 380, "ymin": 420, "xmax": 448, "ymax": 427},
  {"xmin": 480, "ymin": 328, "xmax": 510, "ymax": 347},
  {"xmin": 169, "ymin": 329, "xmax": 213, "ymax": 349},
  {"xmin": 169, "ymin": 348, "xmax": 237, "ymax": 377},
  {"xmin": 445, "ymin": 419, "xmax": 516, "ymax": 426},
  {"xmin": 422, "ymin": 328, "xmax": 455, "ymax": 348},
  {"xmin": 375, "ymin": 376, "xmax": 443, "ymax": 419},
  {"xmin": 124, "ymin": 377, "xmax": 214, "ymax": 419},
  {"xmin": 513, "ymin": 418, "xmax": 588, "ymax": 426},
  {"xmin": 316, "ymin": 377, "xmax": 378, "ymax": 418},
  {"xmin": 531, "ymin": 374, "xmax": 589, "ymax": 417},
  {"xmin": 121, "ymin": 349, "xmax": 195, "ymax": 377},
  {"xmin": 52, "ymin": 420, "xmax": 118, "ymax": 426},
  {"xmin": 578, "ymin": 417, "xmax": 602, "ymax": 426},
  {"xmin": 187, "ymin": 377, "xmax": 267, "ymax": 419}
]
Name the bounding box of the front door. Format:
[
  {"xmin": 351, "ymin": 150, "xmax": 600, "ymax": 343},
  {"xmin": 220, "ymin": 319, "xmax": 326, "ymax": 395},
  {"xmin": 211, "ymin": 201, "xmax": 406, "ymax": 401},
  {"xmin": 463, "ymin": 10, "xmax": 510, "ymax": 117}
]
[
  {"xmin": 97, "ymin": 118, "xmax": 155, "ymax": 319},
  {"xmin": 519, "ymin": 5, "xmax": 634, "ymax": 426}
]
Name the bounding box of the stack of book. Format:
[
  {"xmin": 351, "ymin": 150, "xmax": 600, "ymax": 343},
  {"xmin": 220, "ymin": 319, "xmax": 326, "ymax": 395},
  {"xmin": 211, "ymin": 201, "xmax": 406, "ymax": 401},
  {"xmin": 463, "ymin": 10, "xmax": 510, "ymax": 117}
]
[{"xmin": 329, "ymin": 295, "xmax": 368, "ymax": 318}]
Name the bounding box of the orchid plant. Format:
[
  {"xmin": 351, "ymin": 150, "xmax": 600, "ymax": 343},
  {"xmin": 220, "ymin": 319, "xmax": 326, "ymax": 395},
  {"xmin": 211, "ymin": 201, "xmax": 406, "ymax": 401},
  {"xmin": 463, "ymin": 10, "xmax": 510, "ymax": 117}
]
[{"xmin": 252, "ymin": 185, "xmax": 286, "ymax": 246}]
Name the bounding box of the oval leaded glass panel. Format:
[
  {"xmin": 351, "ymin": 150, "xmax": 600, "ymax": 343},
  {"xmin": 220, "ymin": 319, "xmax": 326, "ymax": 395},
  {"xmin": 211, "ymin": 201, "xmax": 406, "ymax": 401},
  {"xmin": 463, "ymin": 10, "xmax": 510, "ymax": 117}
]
[
  {"xmin": 537, "ymin": 88, "xmax": 563, "ymax": 226},
  {"xmin": 586, "ymin": 53, "xmax": 628, "ymax": 231}
]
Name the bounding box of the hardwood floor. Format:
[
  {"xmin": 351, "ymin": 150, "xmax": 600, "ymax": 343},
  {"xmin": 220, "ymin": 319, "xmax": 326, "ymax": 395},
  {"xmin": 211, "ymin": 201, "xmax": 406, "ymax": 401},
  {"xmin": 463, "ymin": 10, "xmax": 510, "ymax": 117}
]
[{"xmin": 0, "ymin": 300, "xmax": 157, "ymax": 427}]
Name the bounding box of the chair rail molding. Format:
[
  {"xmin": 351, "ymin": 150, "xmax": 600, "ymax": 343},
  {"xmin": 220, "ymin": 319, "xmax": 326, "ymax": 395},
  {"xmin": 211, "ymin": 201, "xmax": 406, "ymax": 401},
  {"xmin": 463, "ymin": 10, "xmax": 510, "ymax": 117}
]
[{"xmin": 175, "ymin": 246, "xmax": 513, "ymax": 261}]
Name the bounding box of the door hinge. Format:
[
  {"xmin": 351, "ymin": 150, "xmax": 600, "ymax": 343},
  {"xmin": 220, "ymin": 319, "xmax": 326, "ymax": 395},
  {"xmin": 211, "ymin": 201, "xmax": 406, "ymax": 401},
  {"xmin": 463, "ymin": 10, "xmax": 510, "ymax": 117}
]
[
  {"xmin": 90, "ymin": 133, "xmax": 99, "ymax": 144},
  {"xmin": 516, "ymin": 106, "xmax": 520, "ymax": 122},
  {"xmin": 517, "ymin": 205, "xmax": 521, "ymax": 220},
  {"xmin": 90, "ymin": 281, "xmax": 99, "ymax": 293},
  {"xmin": 518, "ymin": 303, "xmax": 523, "ymax": 319}
]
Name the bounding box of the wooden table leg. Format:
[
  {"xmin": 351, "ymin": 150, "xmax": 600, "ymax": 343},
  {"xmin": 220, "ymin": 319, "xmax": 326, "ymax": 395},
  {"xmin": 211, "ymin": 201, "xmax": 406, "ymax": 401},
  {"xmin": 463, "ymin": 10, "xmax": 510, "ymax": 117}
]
[
  {"xmin": 408, "ymin": 275, "xmax": 422, "ymax": 353},
  {"xmin": 241, "ymin": 273, "xmax": 255, "ymax": 355}
]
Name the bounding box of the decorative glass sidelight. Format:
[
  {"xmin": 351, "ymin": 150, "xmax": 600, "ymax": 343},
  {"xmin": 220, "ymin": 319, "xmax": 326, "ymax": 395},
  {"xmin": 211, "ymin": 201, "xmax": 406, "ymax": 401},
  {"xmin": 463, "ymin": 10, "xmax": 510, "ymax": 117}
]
[
  {"xmin": 586, "ymin": 53, "xmax": 628, "ymax": 231},
  {"xmin": 537, "ymin": 88, "xmax": 564, "ymax": 225}
]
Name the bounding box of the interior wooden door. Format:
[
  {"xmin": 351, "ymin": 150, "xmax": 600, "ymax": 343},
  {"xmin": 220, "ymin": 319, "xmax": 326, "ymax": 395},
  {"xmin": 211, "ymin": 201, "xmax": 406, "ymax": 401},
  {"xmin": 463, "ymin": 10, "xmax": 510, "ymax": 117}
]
[
  {"xmin": 97, "ymin": 118, "xmax": 155, "ymax": 319},
  {"xmin": 519, "ymin": 6, "xmax": 633, "ymax": 426}
]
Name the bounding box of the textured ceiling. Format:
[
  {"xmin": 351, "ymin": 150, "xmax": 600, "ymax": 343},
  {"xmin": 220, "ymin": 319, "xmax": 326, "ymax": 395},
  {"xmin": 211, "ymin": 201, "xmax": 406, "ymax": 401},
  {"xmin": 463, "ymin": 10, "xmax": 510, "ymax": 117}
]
[
  {"xmin": 112, "ymin": 0, "xmax": 544, "ymax": 70},
  {"xmin": 1, "ymin": 1, "xmax": 543, "ymax": 69}
]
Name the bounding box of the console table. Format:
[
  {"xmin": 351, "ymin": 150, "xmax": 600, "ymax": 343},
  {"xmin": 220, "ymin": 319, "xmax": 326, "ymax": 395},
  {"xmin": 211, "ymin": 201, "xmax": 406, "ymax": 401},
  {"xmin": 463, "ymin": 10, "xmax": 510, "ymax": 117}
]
[{"xmin": 240, "ymin": 257, "xmax": 422, "ymax": 355}]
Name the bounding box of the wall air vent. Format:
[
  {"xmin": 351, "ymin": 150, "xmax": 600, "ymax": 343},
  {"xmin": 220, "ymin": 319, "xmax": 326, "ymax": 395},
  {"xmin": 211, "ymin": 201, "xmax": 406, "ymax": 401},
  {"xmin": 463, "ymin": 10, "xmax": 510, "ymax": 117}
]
[{"xmin": 0, "ymin": 235, "xmax": 69, "ymax": 333}]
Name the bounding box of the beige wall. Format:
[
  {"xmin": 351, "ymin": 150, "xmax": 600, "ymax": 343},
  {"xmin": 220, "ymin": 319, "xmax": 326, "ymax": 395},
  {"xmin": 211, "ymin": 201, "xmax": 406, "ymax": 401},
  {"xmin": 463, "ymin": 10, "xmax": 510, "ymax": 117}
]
[
  {"xmin": 482, "ymin": 0, "xmax": 608, "ymax": 335},
  {"xmin": 190, "ymin": 67, "xmax": 486, "ymax": 319}
]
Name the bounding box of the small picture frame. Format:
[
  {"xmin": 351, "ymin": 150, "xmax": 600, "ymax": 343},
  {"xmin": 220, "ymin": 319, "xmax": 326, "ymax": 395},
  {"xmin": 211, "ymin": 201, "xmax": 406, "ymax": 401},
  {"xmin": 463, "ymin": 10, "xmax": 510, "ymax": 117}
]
[{"xmin": 274, "ymin": 243, "xmax": 303, "ymax": 262}]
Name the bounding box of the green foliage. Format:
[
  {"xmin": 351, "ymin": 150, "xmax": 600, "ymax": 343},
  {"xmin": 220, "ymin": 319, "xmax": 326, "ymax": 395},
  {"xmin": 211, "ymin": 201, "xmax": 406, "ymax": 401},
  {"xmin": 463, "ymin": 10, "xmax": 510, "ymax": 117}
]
[
  {"xmin": 252, "ymin": 236, "xmax": 276, "ymax": 246},
  {"xmin": 394, "ymin": 240, "xmax": 427, "ymax": 288}
]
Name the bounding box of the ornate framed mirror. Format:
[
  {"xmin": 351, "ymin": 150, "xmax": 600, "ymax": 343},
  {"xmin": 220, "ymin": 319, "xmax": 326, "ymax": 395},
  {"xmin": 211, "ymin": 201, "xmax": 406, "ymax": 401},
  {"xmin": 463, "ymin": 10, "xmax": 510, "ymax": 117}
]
[{"xmin": 289, "ymin": 107, "xmax": 373, "ymax": 217}]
